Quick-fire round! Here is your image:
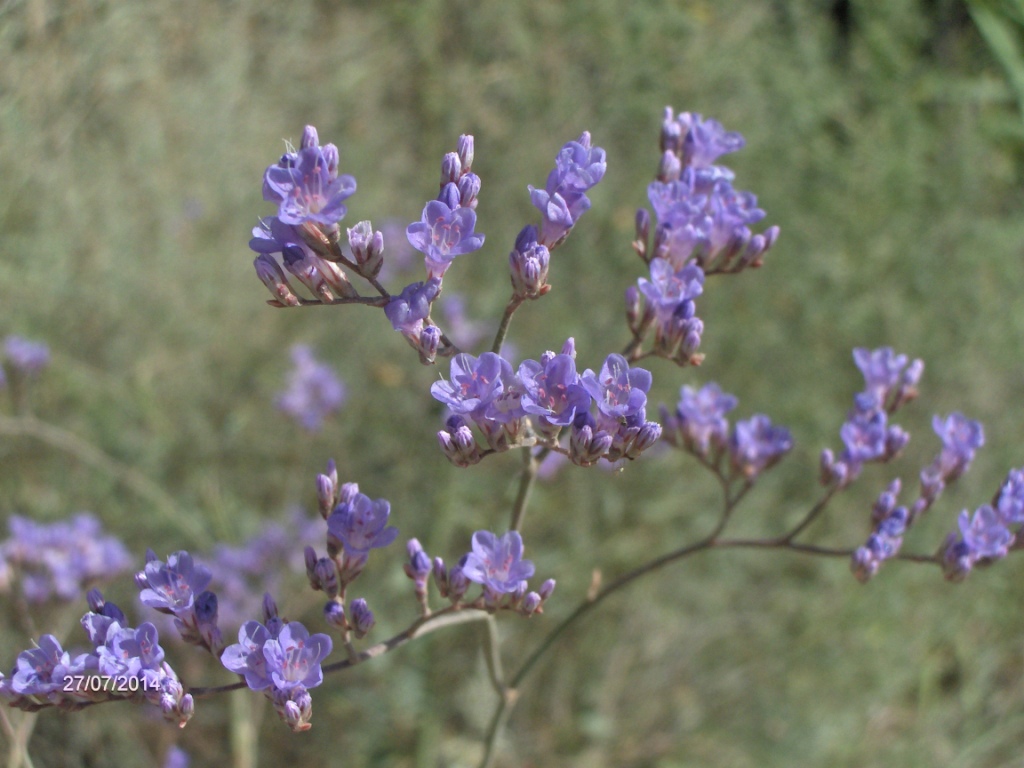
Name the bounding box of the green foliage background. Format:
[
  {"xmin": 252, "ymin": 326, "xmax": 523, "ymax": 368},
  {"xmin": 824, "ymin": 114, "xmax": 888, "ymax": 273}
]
[{"xmin": 3, "ymin": 0, "xmax": 1024, "ymax": 765}]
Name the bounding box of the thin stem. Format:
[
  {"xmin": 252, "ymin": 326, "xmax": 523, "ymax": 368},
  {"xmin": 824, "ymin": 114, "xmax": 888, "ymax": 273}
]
[
  {"xmin": 482, "ymin": 615, "xmax": 505, "ymax": 694},
  {"xmin": 491, "ymin": 296, "xmax": 524, "ymax": 355},
  {"xmin": 0, "ymin": 414, "xmax": 207, "ymax": 542},
  {"xmin": 270, "ymin": 295, "xmax": 389, "ymax": 309},
  {"xmin": 477, "ymin": 687, "xmax": 517, "ymax": 768},
  {"xmin": 779, "ymin": 485, "xmax": 840, "ymax": 543},
  {"xmin": 509, "ymin": 447, "xmax": 538, "ymax": 532}
]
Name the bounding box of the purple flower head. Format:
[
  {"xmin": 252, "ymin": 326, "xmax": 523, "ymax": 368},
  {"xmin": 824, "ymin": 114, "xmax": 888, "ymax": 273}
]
[
  {"xmin": 4, "ymin": 336, "xmax": 50, "ymax": 375},
  {"xmin": 637, "ymin": 259, "xmax": 705, "ymax": 321},
  {"xmin": 275, "ymin": 345, "xmax": 346, "ymax": 432},
  {"xmin": 517, "ymin": 351, "xmax": 591, "ymax": 428},
  {"xmin": 729, "ymin": 414, "xmax": 793, "ymax": 478},
  {"xmin": 9, "ymin": 635, "xmax": 73, "ymax": 696},
  {"xmin": 261, "ymin": 621, "xmax": 332, "ymax": 692},
  {"xmin": 0, "ymin": 513, "xmax": 132, "ymax": 604},
  {"xmin": 138, "ymin": 551, "xmax": 212, "ymax": 616},
  {"xmin": 528, "ymin": 133, "xmax": 606, "ymax": 247},
  {"xmin": 705, "ymin": 180, "xmax": 765, "ymax": 254},
  {"xmin": 509, "ymin": 226, "xmax": 551, "ymax": 299},
  {"xmin": 96, "ymin": 622, "xmax": 166, "ymax": 678},
  {"xmin": 581, "ymin": 354, "xmax": 652, "ymax": 420},
  {"xmin": 667, "ymin": 382, "xmax": 737, "ymax": 455},
  {"xmin": 384, "ymin": 278, "xmax": 442, "ymax": 339},
  {"xmin": 852, "ymin": 347, "xmax": 913, "ymax": 406},
  {"xmin": 221, "ymin": 620, "xmax": 274, "ymax": 690},
  {"xmin": 677, "ymin": 112, "xmax": 745, "ymax": 168},
  {"xmin": 406, "ymin": 200, "xmax": 485, "ymax": 279},
  {"xmin": 839, "ymin": 407, "xmax": 888, "ymax": 466},
  {"xmin": 995, "ymin": 468, "xmax": 1024, "ymax": 525},
  {"xmin": 461, "ymin": 530, "xmax": 535, "ymax": 594},
  {"xmin": 327, "ymin": 492, "xmax": 399, "ymax": 556},
  {"xmin": 958, "ymin": 505, "xmax": 1013, "ymax": 561},
  {"xmin": 932, "ymin": 412, "xmax": 984, "ymax": 482},
  {"xmin": 262, "ymin": 126, "xmax": 356, "ymax": 227},
  {"xmin": 431, "ymin": 352, "xmax": 515, "ymax": 420}
]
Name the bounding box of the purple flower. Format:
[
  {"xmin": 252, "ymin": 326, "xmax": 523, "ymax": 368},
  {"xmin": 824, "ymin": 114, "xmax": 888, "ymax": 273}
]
[
  {"xmin": 138, "ymin": 551, "xmax": 212, "ymax": 616},
  {"xmin": 665, "ymin": 109, "xmax": 746, "ymax": 168},
  {"xmin": 729, "ymin": 415, "xmax": 793, "ymax": 478},
  {"xmin": 839, "ymin": 407, "xmax": 888, "ymax": 465},
  {"xmin": 995, "ymin": 468, "xmax": 1024, "ymax": 524},
  {"xmin": 4, "ymin": 336, "xmax": 50, "ymax": 375},
  {"xmin": 221, "ymin": 620, "xmax": 275, "ymax": 690},
  {"xmin": 581, "ymin": 354, "xmax": 652, "ymax": 420},
  {"xmin": 96, "ymin": 622, "xmax": 166, "ymax": 679},
  {"xmin": 327, "ymin": 492, "xmax": 399, "ymax": 556},
  {"xmin": 852, "ymin": 347, "xmax": 915, "ymax": 406},
  {"xmin": 431, "ymin": 352, "xmax": 515, "ymax": 420},
  {"xmin": 932, "ymin": 412, "xmax": 984, "ymax": 482},
  {"xmin": 0, "ymin": 513, "xmax": 132, "ymax": 604},
  {"xmin": 508, "ymin": 226, "xmax": 551, "ymax": 299},
  {"xmin": 663, "ymin": 382, "xmax": 737, "ymax": 456},
  {"xmin": 517, "ymin": 351, "xmax": 591, "ymax": 428},
  {"xmin": 261, "ymin": 622, "xmax": 332, "ymax": 691},
  {"xmin": 262, "ymin": 126, "xmax": 356, "ymax": 227},
  {"xmin": 529, "ymin": 132, "xmax": 606, "ymax": 246},
  {"xmin": 637, "ymin": 259, "xmax": 705, "ymax": 321},
  {"xmin": 958, "ymin": 505, "xmax": 1013, "ymax": 560},
  {"xmin": 275, "ymin": 344, "xmax": 346, "ymax": 432},
  {"xmin": 384, "ymin": 279, "xmax": 442, "ymax": 339},
  {"xmin": 8, "ymin": 635, "xmax": 76, "ymax": 696},
  {"xmin": 406, "ymin": 200, "xmax": 485, "ymax": 278},
  {"xmin": 461, "ymin": 530, "xmax": 535, "ymax": 594}
]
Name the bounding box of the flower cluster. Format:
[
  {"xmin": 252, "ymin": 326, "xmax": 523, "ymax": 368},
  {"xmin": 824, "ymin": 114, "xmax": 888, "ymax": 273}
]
[
  {"xmin": 0, "ymin": 513, "xmax": 132, "ymax": 603},
  {"xmin": 660, "ymin": 382, "xmax": 792, "ymax": 480},
  {"xmin": 938, "ymin": 468, "xmax": 1024, "ymax": 580},
  {"xmin": 275, "ymin": 344, "xmax": 347, "ymax": 431},
  {"xmin": 408, "ymin": 531, "xmax": 555, "ymax": 616},
  {"xmin": 137, "ymin": 551, "xmax": 223, "ymax": 655},
  {"xmin": 0, "ymin": 590, "xmax": 192, "ymax": 726},
  {"xmin": 221, "ymin": 606, "xmax": 332, "ymax": 733},
  {"xmin": 250, "ymin": 125, "xmax": 361, "ymax": 305},
  {"xmin": 3, "ymin": 335, "xmax": 50, "ymax": 379},
  {"xmin": 820, "ymin": 347, "xmax": 921, "ymax": 488},
  {"xmin": 407, "ymin": 134, "xmax": 485, "ymax": 280},
  {"xmin": 432, "ymin": 340, "xmax": 661, "ymax": 466},
  {"xmin": 528, "ymin": 133, "xmax": 606, "ymax": 249},
  {"xmin": 851, "ymin": 410, "xmax": 985, "ymax": 582},
  {"xmin": 627, "ymin": 109, "xmax": 780, "ymax": 366}
]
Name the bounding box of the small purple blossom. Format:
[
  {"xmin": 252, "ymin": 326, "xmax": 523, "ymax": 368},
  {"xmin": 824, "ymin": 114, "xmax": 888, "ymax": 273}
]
[
  {"xmin": 96, "ymin": 622, "xmax": 166, "ymax": 679},
  {"xmin": 261, "ymin": 622, "xmax": 332, "ymax": 692},
  {"xmin": 581, "ymin": 354, "xmax": 652, "ymax": 420},
  {"xmin": 637, "ymin": 259, "xmax": 705, "ymax": 321},
  {"xmin": 275, "ymin": 345, "xmax": 346, "ymax": 432},
  {"xmin": 8, "ymin": 635, "xmax": 76, "ymax": 697},
  {"xmin": 662, "ymin": 382, "xmax": 737, "ymax": 456},
  {"xmin": 461, "ymin": 530, "xmax": 535, "ymax": 594},
  {"xmin": 4, "ymin": 336, "xmax": 50, "ymax": 375},
  {"xmin": 729, "ymin": 415, "xmax": 793, "ymax": 478},
  {"xmin": 517, "ymin": 350, "xmax": 591, "ymax": 428},
  {"xmin": 431, "ymin": 352, "xmax": 515, "ymax": 420},
  {"xmin": 327, "ymin": 492, "xmax": 399, "ymax": 556},
  {"xmin": 931, "ymin": 412, "xmax": 984, "ymax": 482},
  {"xmin": 137, "ymin": 551, "xmax": 212, "ymax": 616},
  {"xmin": 995, "ymin": 468, "xmax": 1024, "ymax": 524},
  {"xmin": 406, "ymin": 200, "xmax": 485, "ymax": 279},
  {"xmin": 221, "ymin": 620, "xmax": 275, "ymax": 690},
  {"xmin": 958, "ymin": 505, "xmax": 1013, "ymax": 561},
  {"xmin": 384, "ymin": 279, "xmax": 442, "ymax": 339},
  {"xmin": 262, "ymin": 126, "xmax": 356, "ymax": 228},
  {"xmin": 529, "ymin": 133, "xmax": 606, "ymax": 247}
]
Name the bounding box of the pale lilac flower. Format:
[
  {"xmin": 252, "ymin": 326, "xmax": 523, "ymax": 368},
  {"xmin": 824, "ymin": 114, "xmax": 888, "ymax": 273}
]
[
  {"xmin": 262, "ymin": 622, "xmax": 332, "ymax": 691},
  {"xmin": 262, "ymin": 125, "xmax": 356, "ymax": 227},
  {"xmin": 529, "ymin": 132, "xmax": 606, "ymax": 246},
  {"xmin": 431, "ymin": 352, "xmax": 515, "ymax": 420},
  {"xmin": 137, "ymin": 551, "xmax": 212, "ymax": 616},
  {"xmin": 931, "ymin": 412, "xmax": 984, "ymax": 482},
  {"xmin": 581, "ymin": 354, "xmax": 652, "ymax": 420},
  {"xmin": 995, "ymin": 468, "xmax": 1024, "ymax": 524},
  {"xmin": 958, "ymin": 505, "xmax": 1013, "ymax": 560},
  {"xmin": 518, "ymin": 351, "xmax": 590, "ymax": 428},
  {"xmin": 406, "ymin": 200, "xmax": 485, "ymax": 278},
  {"xmin": 384, "ymin": 279, "xmax": 441, "ymax": 340},
  {"xmin": 4, "ymin": 336, "xmax": 50, "ymax": 375},
  {"xmin": 637, "ymin": 258, "xmax": 705, "ymax": 321},
  {"xmin": 729, "ymin": 415, "xmax": 793, "ymax": 478},
  {"xmin": 275, "ymin": 345, "xmax": 346, "ymax": 432},
  {"xmin": 97, "ymin": 622, "xmax": 166, "ymax": 679},
  {"xmin": 461, "ymin": 530, "xmax": 535, "ymax": 594},
  {"xmin": 662, "ymin": 382, "xmax": 737, "ymax": 456},
  {"xmin": 327, "ymin": 493, "xmax": 399, "ymax": 555}
]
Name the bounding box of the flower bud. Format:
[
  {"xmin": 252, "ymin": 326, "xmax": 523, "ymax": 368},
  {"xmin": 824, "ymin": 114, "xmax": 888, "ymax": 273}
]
[
  {"xmin": 457, "ymin": 134, "xmax": 474, "ymax": 171},
  {"xmin": 254, "ymin": 255, "xmax": 300, "ymax": 307},
  {"xmin": 440, "ymin": 152, "xmax": 462, "ymax": 185},
  {"xmin": 350, "ymin": 598, "xmax": 375, "ymax": 638}
]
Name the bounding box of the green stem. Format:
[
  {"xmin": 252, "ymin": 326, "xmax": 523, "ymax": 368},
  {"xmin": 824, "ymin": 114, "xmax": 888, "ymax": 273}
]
[
  {"xmin": 491, "ymin": 296, "xmax": 524, "ymax": 355},
  {"xmin": 509, "ymin": 447, "xmax": 538, "ymax": 532}
]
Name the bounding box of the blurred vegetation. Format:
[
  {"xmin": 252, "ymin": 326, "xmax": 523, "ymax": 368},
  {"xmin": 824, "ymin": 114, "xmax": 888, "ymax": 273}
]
[{"xmin": 3, "ymin": 0, "xmax": 1024, "ymax": 765}]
